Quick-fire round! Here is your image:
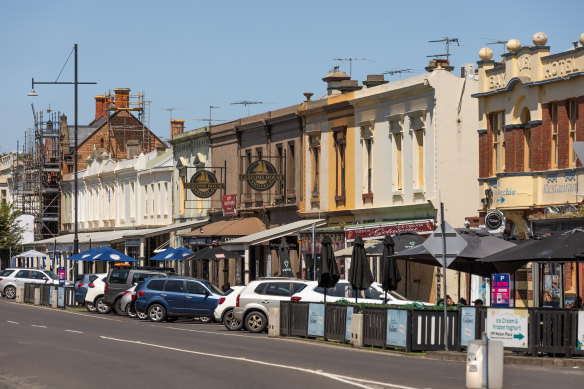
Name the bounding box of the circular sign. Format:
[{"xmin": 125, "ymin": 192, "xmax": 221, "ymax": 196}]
[
  {"xmin": 485, "ymin": 210, "xmax": 504, "ymax": 230},
  {"xmin": 188, "ymin": 170, "xmax": 221, "ymax": 198},
  {"xmin": 241, "ymin": 160, "xmax": 282, "ymax": 191}
]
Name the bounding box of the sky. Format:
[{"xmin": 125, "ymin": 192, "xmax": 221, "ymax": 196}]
[{"xmin": 1, "ymin": 0, "xmax": 583, "ymax": 152}]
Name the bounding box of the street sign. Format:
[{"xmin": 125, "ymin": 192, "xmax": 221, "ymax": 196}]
[
  {"xmin": 422, "ymin": 221, "xmax": 467, "ymax": 267},
  {"xmin": 486, "ymin": 308, "xmax": 528, "ymax": 348},
  {"xmin": 491, "ymin": 273, "xmax": 510, "ymax": 307}
]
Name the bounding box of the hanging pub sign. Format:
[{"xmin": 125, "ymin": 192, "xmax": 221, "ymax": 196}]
[
  {"xmin": 239, "ymin": 160, "xmax": 284, "ymax": 191},
  {"xmin": 185, "ymin": 170, "xmax": 223, "ymax": 198},
  {"xmin": 223, "ymin": 194, "xmax": 237, "ymax": 217}
]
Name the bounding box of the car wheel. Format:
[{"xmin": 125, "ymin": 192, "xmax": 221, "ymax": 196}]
[
  {"xmin": 96, "ymin": 297, "xmax": 112, "ymax": 314},
  {"xmin": 114, "ymin": 298, "xmax": 127, "ymax": 316},
  {"xmin": 86, "ymin": 303, "xmax": 97, "ymax": 313},
  {"xmin": 126, "ymin": 304, "xmax": 137, "ymax": 318},
  {"xmin": 4, "ymin": 286, "xmax": 16, "ymax": 299},
  {"xmin": 244, "ymin": 311, "xmax": 267, "ymax": 333},
  {"xmin": 137, "ymin": 311, "xmax": 148, "ymax": 320},
  {"xmin": 223, "ymin": 309, "xmax": 243, "ymax": 331},
  {"xmin": 148, "ymin": 304, "xmax": 166, "ymax": 322}
]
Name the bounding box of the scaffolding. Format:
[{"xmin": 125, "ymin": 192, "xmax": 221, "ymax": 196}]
[
  {"xmin": 13, "ymin": 107, "xmax": 61, "ymax": 241},
  {"xmin": 104, "ymin": 90, "xmax": 155, "ymax": 160}
]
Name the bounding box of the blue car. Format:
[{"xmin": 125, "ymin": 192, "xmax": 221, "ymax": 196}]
[
  {"xmin": 74, "ymin": 274, "xmax": 99, "ymax": 308},
  {"xmin": 135, "ymin": 277, "xmax": 222, "ymax": 322}
]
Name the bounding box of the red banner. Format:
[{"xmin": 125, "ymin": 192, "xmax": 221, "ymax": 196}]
[
  {"xmin": 345, "ymin": 220, "xmax": 435, "ymax": 241},
  {"xmin": 222, "ymin": 194, "xmax": 237, "ymax": 217}
]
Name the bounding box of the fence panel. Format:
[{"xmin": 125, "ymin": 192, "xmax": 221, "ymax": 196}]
[
  {"xmin": 40, "ymin": 285, "xmax": 51, "ymax": 306},
  {"xmin": 324, "ymin": 304, "xmax": 347, "ymax": 342},
  {"xmin": 64, "ymin": 287, "xmax": 82, "ymax": 308},
  {"xmin": 411, "ymin": 310, "xmax": 459, "ymax": 351},
  {"xmin": 289, "ymin": 302, "xmax": 309, "ymax": 338},
  {"xmin": 280, "ymin": 301, "xmax": 290, "ymax": 337},
  {"xmin": 24, "ymin": 283, "xmax": 36, "ymax": 304},
  {"xmin": 532, "ymin": 308, "xmax": 571, "ymax": 356},
  {"xmin": 363, "ymin": 307, "xmax": 387, "ymax": 348}
]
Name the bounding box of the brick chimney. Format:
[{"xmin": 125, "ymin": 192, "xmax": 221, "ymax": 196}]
[
  {"xmin": 363, "ymin": 74, "xmax": 388, "ymax": 88},
  {"xmin": 114, "ymin": 88, "xmax": 130, "ymax": 108},
  {"xmin": 170, "ymin": 119, "xmax": 185, "ymax": 139},
  {"xmin": 425, "ymin": 59, "xmax": 454, "ymax": 72},
  {"xmin": 95, "ymin": 95, "xmax": 107, "ymax": 120},
  {"xmin": 322, "ymin": 66, "xmax": 362, "ymax": 96}
]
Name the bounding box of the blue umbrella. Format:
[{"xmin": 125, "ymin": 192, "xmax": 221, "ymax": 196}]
[
  {"xmin": 150, "ymin": 247, "xmax": 194, "ymax": 261},
  {"xmin": 174, "ymin": 247, "xmax": 194, "ymax": 259},
  {"xmin": 91, "ymin": 247, "xmax": 138, "ymax": 262},
  {"xmin": 68, "ymin": 249, "xmax": 100, "ymax": 261}
]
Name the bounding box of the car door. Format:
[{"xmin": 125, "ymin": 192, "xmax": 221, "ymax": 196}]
[
  {"xmin": 163, "ymin": 280, "xmax": 186, "ymax": 314},
  {"xmin": 262, "ymin": 282, "xmax": 293, "ymax": 307},
  {"xmin": 13, "ymin": 270, "xmax": 31, "ymax": 287},
  {"xmin": 184, "ymin": 281, "xmax": 212, "ymax": 314}
]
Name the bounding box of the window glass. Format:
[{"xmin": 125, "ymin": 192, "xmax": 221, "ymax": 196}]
[
  {"xmin": 15, "ymin": 270, "xmax": 30, "ymax": 279},
  {"xmin": 265, "ymin": 282, "xmax": 291, "ymax": 296},
  {"xmin": 254, "ymin": 283, "xmax": 267, "ymax": 294},
  {"xmin": 186, "ymin": 281, "xmax": 208, "ymax": 295},
  {"xmin": 42, "ymin": 271, "xmax": 58, "ymax": 280},
  {"xmin": 148, "ymin": 279, "xmax": 166, "ymax": 291},
  {"xmin": 109, "ymin": 269, "xmax": 129, "ymax": 284},
  {"xmin": 30, "ymin": 271, "xmax": 46, "ymax": 280},
  {"xmin": 292, "ymin": 283, "xmax": 306, "ymax": 294},
  {"xmin": 133, "ymin": 272, "xmax": 159, "ymax": 283},
  {"xmin": 89, "ymin": 275, "xmax": 99, "ymax": 283},
  {"xmin": 198, "ymin": 279, "xmax": 222, "ymax": 295},
  {"xmin": 165, "ymin": 280, "xmax": 185, "ymax": 293},
  {"xmin": 0, "ymin": 270, "xmax": 14, "ymax": 277}
]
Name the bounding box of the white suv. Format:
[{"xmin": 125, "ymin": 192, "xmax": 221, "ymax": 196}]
[
  {"xmin": 0, "ymin": 268, "xmax": 62, "ymax": 299},
  {"xmin": 232, "ymin": 278, "xmax": 308, "ymax": 333}
]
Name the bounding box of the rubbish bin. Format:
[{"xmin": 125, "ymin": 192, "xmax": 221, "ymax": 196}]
[{"xmin": 466, "ymin": 338, "xmax": 504, "ymax": 389}]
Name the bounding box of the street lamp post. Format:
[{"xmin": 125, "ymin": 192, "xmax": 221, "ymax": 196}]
[{"xmin": 29, "ymin": 44, "xmax": 96, "ymax": 260}]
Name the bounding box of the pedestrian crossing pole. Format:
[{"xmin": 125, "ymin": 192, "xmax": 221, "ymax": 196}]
[{"xmin": 440, "ymin": 202, "xmax": 448, "ymax": 351}]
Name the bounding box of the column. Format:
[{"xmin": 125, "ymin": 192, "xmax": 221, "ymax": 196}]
[
  {"xmin": 244, "ymin": 247, "xmax": 250, "ymax": 285},
  {"xmin": 139, "ymin": 239, "xmax": 146, "ymax": 267}
]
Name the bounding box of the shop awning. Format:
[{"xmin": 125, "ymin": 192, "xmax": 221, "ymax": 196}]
[
  {"xmin": 184, "ymin": 217, "xmax": 265, "ymax": 238},
  {"xmin": 123, "ymin": 219, "xmax": 208, "ymax": 239},
  {"xmin": 344, "ymin": 219, "xmax": 435, "ymax": 241},
  {"xmin": 224, "ymin": 219, "xmax": 326, "ymax": 247}
]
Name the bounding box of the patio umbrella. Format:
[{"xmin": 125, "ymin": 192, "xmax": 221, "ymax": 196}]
[
  {"xmin": 91, "ymin": 247, "xmax": 138, "ymax": 262},
  {"xmin": 367, "ymin": 231, "xmax": 426, "ymax": 255},
  {"xmin": 68, "ymin": 248, "xmax": 99, "ymax": 261},
  {"xmin": 278, "ymin": 237, "xmax": 293, "ymax": 277},
  {"xmin": 348, "ymin": 235, "xmax": 374, "ymax": 303},
  {"xmin": 150, "ymin": 247, "xmax": 195, "ymax": 261},
  {"xmin": 318, "ymin": 235, "xmax": 340, "ymax": 302},
  {"xmin": 391, "ymin": 228, "xmax": 516, "ymax": 277},
  {"xmin": 381, "ymin": 235, "xmax": 401, "ymax": 303}
]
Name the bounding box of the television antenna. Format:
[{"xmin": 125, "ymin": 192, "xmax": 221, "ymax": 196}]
[
  {"xmin": 427, "ymin": 37, "xmax": 460, "ymax": 60},
  {"xmin": 333, "ymin": 57, "xmax": 367, "ymax": 77},
  {"xmin": 231, "ymin": 100, "xmax": 269, "ymax": 116},
  {"xmin": 193, "ymin": 105, "xmax": 226, "ymax": 127},
  {"xmin": 164, "ymin": 108, "xmax": 177, "ymax": 121},
  {"xmin": 486, "ymin": 39, "xmax": 508, "ymax": 56},
  {"xmin": 382, "ymin": 69, "xmax": 415, "ymax": 79}
]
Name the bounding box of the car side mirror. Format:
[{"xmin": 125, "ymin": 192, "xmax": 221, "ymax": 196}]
[
  {"xmin": 205, "ymin": 290, "xmax": 210, "ymax": 296},
  {"xmin": 43, "ymin": 277, "xmax": 48, "ymax": 281}
]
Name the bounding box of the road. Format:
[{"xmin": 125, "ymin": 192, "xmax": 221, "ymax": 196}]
[{"xmin": 0, "ymin": 300, "xmax": 582, "ymax": 389}]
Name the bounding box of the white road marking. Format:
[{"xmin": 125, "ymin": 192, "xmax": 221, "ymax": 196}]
[
  {"xmin": 64, "ymin": 330, "xmax": 83, "ymax": 334},
  {"xmin": 31, "ymin": 325, "xmax": 47, "ymax": 328},
  {"xmin": 162, "ymin": 325, "xmax": 264, "ymax": 338},
  {"xmin": 6, "ymin": 321, "xmax": 19, "ymax": 324},
  {"xmin": 100, "ymin": 335, "xmax": 418, "ymax": 389}
]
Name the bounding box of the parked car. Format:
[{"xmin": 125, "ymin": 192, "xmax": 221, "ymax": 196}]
[
  {"xmin": 135, "ymin": 277, "xmax": 222, "ymax": 322},
  {"xmin": 84, "ymin": 274, "xmax": 110, "ymax": 313},
  {"xmin": 232, "ymin": 278, "xmax": 309, "ymax": 333},
  {"xmin": 214, "ymin": 285, "xmax": 245, "ymax": 330},
  {"xmin": 120, "ymin": 284, "xmax": 148, "ymax": 319},
  {"xmin": 290, "ymin": 280, "xmax": 415, "ymax": 305},
  {"xmin": 0, "ymin": 268, "xmax": 66, "ymax": 299},
  {"xmin": 74, "ymin": 274, "xmax": 99, "ymax": 310},
  {"xmin": 103, "ymin": 268, "xmax": 168, "ymax": 315}
]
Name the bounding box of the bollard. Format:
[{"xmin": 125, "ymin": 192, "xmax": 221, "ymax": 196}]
[
  {"xmin": 350, "ymin": 313, "xmax": 364, "ymax": 347},
  {"xmin": 268, "ymin": 308, "xmax": 280, "ymax": 337},
  {"xmin": 466, "ymin": 334, "xmax": 504, "ymax": 389},
  {"xmin": 33, "ymin": 287, "xmax": 41, "ymax": 306},
  {"xmin": 15, "ymin": 286, "xmax": 25, "ymax": 303},
  {"xmin": 51, "ymin": 289, "xmax": 58, "ymax": 309}
]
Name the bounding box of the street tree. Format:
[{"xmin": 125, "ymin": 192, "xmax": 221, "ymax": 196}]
[{"xmin": 0, "ymin": 203, "xmax": 24, "ymax": 260}]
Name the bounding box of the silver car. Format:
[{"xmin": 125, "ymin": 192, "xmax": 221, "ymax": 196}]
[
  {"xmin": 0, "ymin": 268, "xmax": 63, "ymax": 299},
  {"xmin": 120, "ymin": 284, "xmax": 147, "ymax": 319}
]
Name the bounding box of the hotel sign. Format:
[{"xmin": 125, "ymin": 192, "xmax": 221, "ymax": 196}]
[
  {"xmin": 239, "ymin": 160, "xmax": 284, "ymax": 191},
  {"xmin": 185, "ymin": 170, "xmax": 223, "ymax": 198},
  {"xmin": 345, "ymin": 220, "xmax": 434, "ymax": 241}
]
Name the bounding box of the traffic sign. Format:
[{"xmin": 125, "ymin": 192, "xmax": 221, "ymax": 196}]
[{"xmin": 422, "ymin": 221, "xmax": 467, "ymax": 267}]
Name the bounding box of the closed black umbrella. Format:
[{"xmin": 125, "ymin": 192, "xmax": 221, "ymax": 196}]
[
  {"xmin": 278, "ymin": 237, "xmax": 293, "ymax": 277},
  {"xmin": 318, "ymin": 235, "xmax": 340, "ymax": 302},
  {"xmin": 348, "ymin": 235, "xmax": 374, "ymax": 303},
  {"xmin": 381, "ymin": 235, "xmax": 401, "ymax": 303}
]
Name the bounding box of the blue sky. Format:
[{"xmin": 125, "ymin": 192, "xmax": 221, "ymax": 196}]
[{"xmin": 1, "ymin": 0, "xmax": 582, "ymax": 152}]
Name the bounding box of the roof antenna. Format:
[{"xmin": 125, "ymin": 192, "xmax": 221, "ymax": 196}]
[
  {"xmin": 427, "ymin": 37, "xmax": 460, "ymax": 60},
  {"xmin": 333, "ymin": 57, "xmax": 367, "ymax": 77},
  {"xmin": 382, "ymin": 69, "xmax": 414, "ymax": 79},
  {"xmin": 193, "ymin": 105, "xmax": 227, "ymax": 127},
  {"xmin": 231, "ymin": 101, "xmax": 270, "ymax": 116}
]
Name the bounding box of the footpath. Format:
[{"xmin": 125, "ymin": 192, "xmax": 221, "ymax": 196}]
[{"xmin": 425, "ymin": 350, "xmax": 584, "ymax": 368}]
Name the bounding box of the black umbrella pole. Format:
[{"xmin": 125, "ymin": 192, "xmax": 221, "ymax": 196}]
[
  {"xmin": 324, "ymin": 288, "xmax": 327, "ymax": 303},
  {"xmin": 384, "ymin": 291, "xmax": 387, "ymax": 305}
]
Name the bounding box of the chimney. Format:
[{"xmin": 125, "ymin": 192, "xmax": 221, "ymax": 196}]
[
  {"xmin": 126, "ymin": 139, "xmax": 140, "ymax": 159},
  {"xmin": 363, "ymin": 74, "xmax": 388, "ymax": 88},
  {"xmin": 156, "ymin": 144, "xmax": 166, "ymax": 156},
  {"xmin": 322, "ymin": 66, "xmax": 361, "ymax": 96},
  {"xmin": 114, "ymin": 88, "xmax": 130, "ymax": 108},
  {"xmin": 170, "ymin": 119, "xmax": 185, "ymax": 139},
  {"xmin": 95, "ymin": 95, "xmax": 107, "ymax": 120},
  {"xmin": 425, "ymin": 59, "xmax": 454, "ymax": 72}
]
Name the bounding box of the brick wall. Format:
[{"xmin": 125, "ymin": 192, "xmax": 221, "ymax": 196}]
[
  {"xmin": 479, "ymin": 115, "xmax": 494, "ymax": 178},
  {"xmin": 557, "ymin": 100, "xmax": 570, "ymax": 169}
]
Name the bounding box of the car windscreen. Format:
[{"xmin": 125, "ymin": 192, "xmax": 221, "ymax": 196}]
[
  {"xmin": 109, "ymin": 269, "xmax": 130, "ymax": 284},
  {"xmin": 198, "ymin": 279, "xmax": 222, "ymax": 295},
  {"xmin": 42, "ymin": 270, "xmax": 58, "ymax": 280},
  {"xmin": 89, "ymin": 275, "xmax": 99, "ymax": 283},
  {"xmin": 223, "ymin": 288, "xmax": 234, "ymax": 296}
]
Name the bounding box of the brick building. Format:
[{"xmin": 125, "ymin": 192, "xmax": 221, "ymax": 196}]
[{"xmin": 474, "ymin": 32, "xmax": 584, "ymax": 306}]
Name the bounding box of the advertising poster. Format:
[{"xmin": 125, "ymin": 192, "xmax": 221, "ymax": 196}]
[
  {"xmin": 578, "ymin": 311, "xmax": 584, "ymax": 351},
  {"xmin": 486, "ymin": 308, "xmax": 528, "ymax": 348},
  {"xmin": 345, "ymin": 306, "xmax": 354, "ymax": 341},
  {"xmin": 57, "ymin": 287, "xmax": 65, "ymax": 308},
  {"xmin": 307, "ymin": 303, "xmax": 325, "ymax": 337},
  {"xmin": 386, "ymin": 309, "xmax": 407, "ymax": 348},
  {"xmin": 491, "ymin": 273, "xmax": 510, "ymax": 307},
  {"xmin": 542, "ymin": 263, "xmax": 562, "ymax": 308},
  {"xmin": 460, "ymin": 307, "xmax": 476, "ymax": 346},
  {"xmin": 222, "ymin": 194, "xmax": 236, "ymax": 217},
  {"xmin": 58, "ymin": 266, "xmax": 66, "ymax": 285}
]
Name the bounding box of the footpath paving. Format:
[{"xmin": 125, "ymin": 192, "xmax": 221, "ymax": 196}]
[{"xmin": 426, "ymin": 350, "xmax": 584, "ymax": 368}]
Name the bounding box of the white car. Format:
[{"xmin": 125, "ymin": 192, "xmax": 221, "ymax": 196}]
[
  {"xmin": 120, "ymin": 284, "xmax": 147, "ymax": 319},
  {"xmin": 84, "ymin": 274, "xmax": 111, "ymax": 314},
  {"xmin": 290, "ymin": 280, "xmax": 423, "ymax": 305},
  {"xmin": 214, "ymin": 285, "xmax": 245, "ymax": 330}
]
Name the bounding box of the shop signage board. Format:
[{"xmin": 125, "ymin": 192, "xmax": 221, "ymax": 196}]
[
  {"xmin": 125, "ymin": 239, "xmax": 141, "ymax": 247},
  {"xmin": 386, "ymin": 309, "xmax": 408, "ymax": 348},
  {"xmin": 58, "ymin": 287, "xmax": 65, "ymax": 307},
  {"xmin": 222, "ymin": 194, "xmax": 236, "ymax": 217},
  {"xmin": 577, "ymin": 311, "xmax": 584, "ymax": 351},
  {"xmin": 345, "ymin": 306, "xmax": 354, "ymax": 341},
  {"xmin": 345, "ymin": 220, "xmax": 434, "ymax": 241},
  {"xmin": 485, "ymin": 210, "xmax": 504, "ymax": 230},
  {"xmin": 307, "ymin": 303, "xmax": 325, "ymax": 337},
  {"xmin": 486, "ymin": 308, "xmax": 528, "ymax": 349},
  {"xmin": 491, "ymin": 273, "xmax": 510, "ymax": 307},
  {"xmin": 460, "ymin": 307, "xmax": 476, "ymax": 346},
  {"xmin": 186, "ymin": 170, "xmax": 223, "ymax": 198},
  {"xmin": 58, "ymin": 267, "xmax": 66, "ymax": 285},
  {"xmin": 239, "ymin": 160, "xmax": 284, "ymax": 191}
]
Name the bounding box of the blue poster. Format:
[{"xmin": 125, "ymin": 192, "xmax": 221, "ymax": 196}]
[
  {"xmin": 49, "ymin": 286, "xmax": 56, "ymax": 305},
  {"xmin": 345, "ymin": 306, "xmax": 354, "ymax": 341},
  {"xmin": 386, "ymin": 309, "xmax": 407, "ymax": 348},
  {"xmin": 460, "ymin": 307, "xmax": 476, "ymax": 346},
  {"xmin": 307, "ymin": 303, "xmax": 325, "ymax": 337},
  {"xmin": 57, "ymin": 287, "xmax": 65, "ymax": 308},
  {"xmin": 58, "ymin": 266, "xmax": 66, "ymax": 285}
]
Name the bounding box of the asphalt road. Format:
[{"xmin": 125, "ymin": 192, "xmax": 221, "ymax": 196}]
[{"xmin": 1, "ymin": 301, "xmax": 583, "ymax": 389}]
